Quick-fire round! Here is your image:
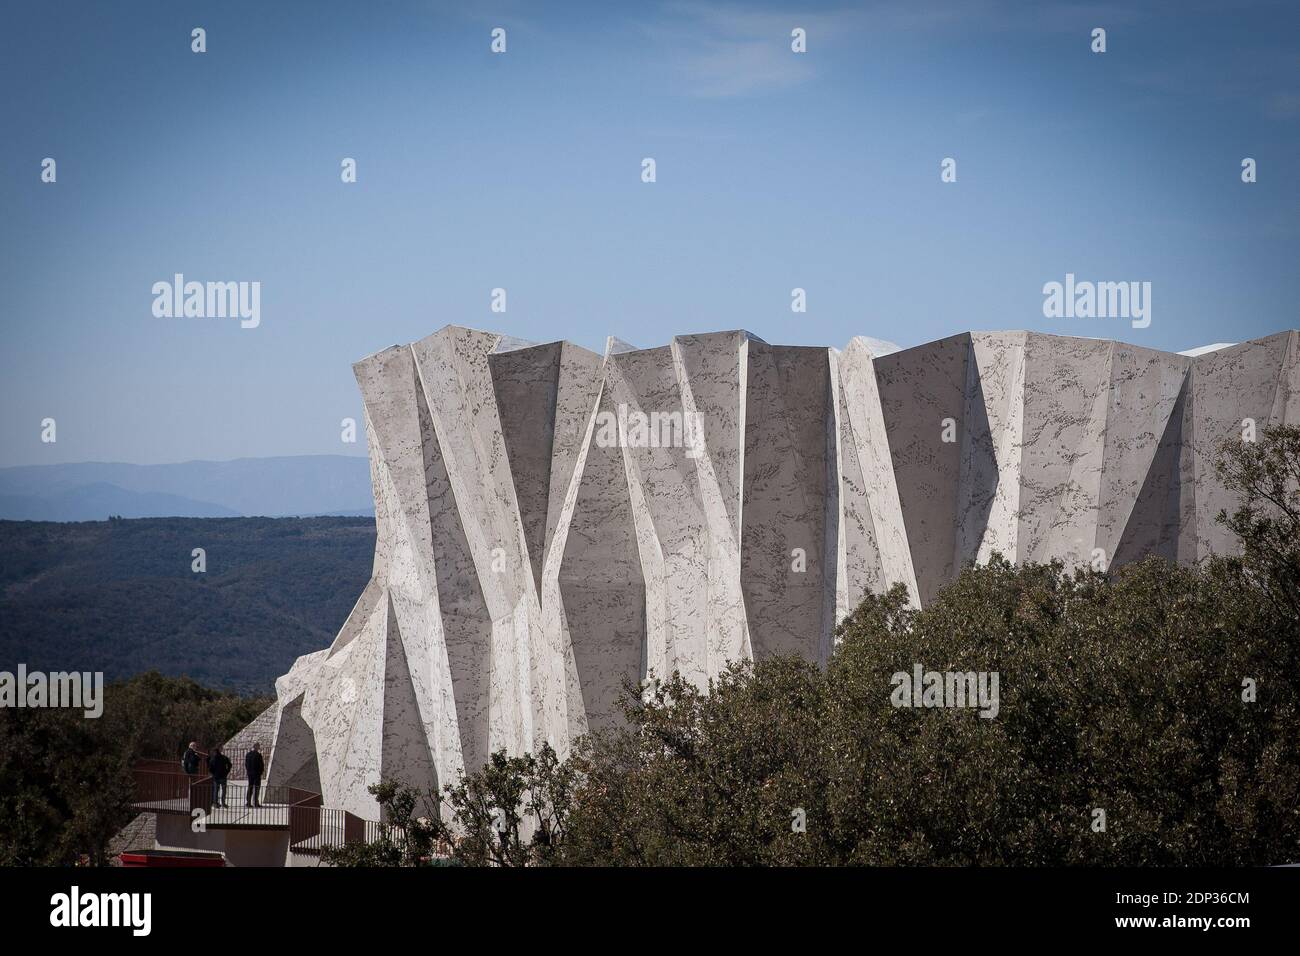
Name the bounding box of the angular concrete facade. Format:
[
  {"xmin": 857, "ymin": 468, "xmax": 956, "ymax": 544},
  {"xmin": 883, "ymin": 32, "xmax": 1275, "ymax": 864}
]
[{"xmin": 264, "ymin": 327, "xmax": 1300, "ymax": 818}]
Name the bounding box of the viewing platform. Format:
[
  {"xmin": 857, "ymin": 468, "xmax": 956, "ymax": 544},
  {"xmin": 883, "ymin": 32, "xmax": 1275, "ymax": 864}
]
[{"xmin": 130, "ymin": 758, "xmax": 384, "ymax": 866}]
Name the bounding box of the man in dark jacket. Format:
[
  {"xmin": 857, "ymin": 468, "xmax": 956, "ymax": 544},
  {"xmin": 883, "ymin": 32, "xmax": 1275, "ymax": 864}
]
[
  {"xmin": 207, "ymin": 744, "xmax": 232, "ymax": 808},
  {"xmin": 244, "ymin": 742, "xmax": 264, "ymax": 808},
  {"xmin": 182, "ymin": 741, "xmax": 204, "ymax": 777}
]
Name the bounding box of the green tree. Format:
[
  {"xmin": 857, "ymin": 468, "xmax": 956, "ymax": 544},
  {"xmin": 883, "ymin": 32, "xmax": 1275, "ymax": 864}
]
[
  {"xmin": 324, "ymin": 743, "xmax": 578, "ymax": 867},
  {"xmin": 0, "ymin": 671, "xmax": 269, "ymax": 865},
  {"xmin": 1215, "ymin": 424, "xmax": 1300, "ymax": 623},
  {"xmin": 320, "ymin": 781, "xmax": 447, "ymax": 867},
  {"xmin": 561, "ymin": 426, "xmax": 1300, "ymax": 865},
  {"xmin": 564, "ymin": 662, "xmax": 830, "ymax": 865}
]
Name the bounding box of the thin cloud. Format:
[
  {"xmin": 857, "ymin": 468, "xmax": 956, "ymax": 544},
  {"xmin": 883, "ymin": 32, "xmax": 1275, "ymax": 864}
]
[
  {"xmin": 642, "ymin": 2, "xmax": 866, "ymax": 98},
  {"xmin": 1265, "ymin": 91, "xmax": 1300, "ymax": 119},
  {"xmin": 640, "ymin": 0, "xmax": 1143, "ymax": 98}
]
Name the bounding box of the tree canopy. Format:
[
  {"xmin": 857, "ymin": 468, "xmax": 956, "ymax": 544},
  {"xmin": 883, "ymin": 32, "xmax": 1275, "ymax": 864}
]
[{"xmin": 343, "ymin": 426, "xmax": 1300, "ymax": 867}]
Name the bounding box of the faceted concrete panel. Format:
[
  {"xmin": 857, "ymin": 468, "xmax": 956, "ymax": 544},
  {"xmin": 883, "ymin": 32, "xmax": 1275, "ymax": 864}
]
[
  {"xmin": 674, "ymin": 331, "xmax": 750, "ymax": 540},
  {"xmin": 265, "ymin": 692, "xmax": 319, "ymax": 792},
  {"xmin": 558, "ymin": 371, "xmax": 646, "ymax": 735},
  {"xmin": 1191, "ymin": 332, "xmax": 1296, "ymax": 559},
  {"xmin": 741, "ymin": 343, "xmax": 836, "ymax": 664},
  {"xmin": 835, "ymin": 338, "xmax": 919, "ymax": 612},
  {"xmin": 380, "ymin": 601, "xmax": 440, "ymax": 798},
  {"xmin": 546, "ymin": 343, "xmax": 606, "ymax": 571},
  {"xmin": 671, "ymin": 333, "xmax": 752, "ymax": 670},
  {"xmin": 874, "ymin": 335, "xmax": 969, "ymax": 606},
  {"xmin": 354, "ymin": 346, "xmax": 436, "ymax": 599},
  {"xmin": 957, "ymin": 332, "xmax": 1026, "ymax": 568},
  {"xmin": 607, "ymin": 346, "xmax": 705, "ymax": 683},
  {"xmin": 1099, "ymin": 344, "xmax": 1191, "ymax": 567},
  {"xmin": 489, "ymin": 342, "xmax": 562, "ymax": 596},
  {"xmin": 1016, "ymin": 334, "xmax": 1113, "ymax": 567},
  {"xmin": 1110, "ymin": 371, "xmax": 1194, "ymax": 567},
  {"xmin": 420, "ymin": 412, "xmax": 494, "ymax": 779}
]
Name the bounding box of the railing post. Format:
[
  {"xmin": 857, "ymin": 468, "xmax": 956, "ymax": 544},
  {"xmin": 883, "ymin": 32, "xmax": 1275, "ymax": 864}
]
[
  {"xmin": 190, "ymin": 775, "xmax": 213, "ymax": 816},
  {"xmin": 289, "ymin": 790, "xmax": 322, "ymax": 848}
]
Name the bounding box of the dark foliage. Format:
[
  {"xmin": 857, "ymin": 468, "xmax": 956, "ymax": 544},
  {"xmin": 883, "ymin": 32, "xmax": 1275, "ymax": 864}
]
[
  {"xmin": 322, "ymin": 744, "xmax": 577, "ymax": 867},
  {"xmin": 0, "ymin": 672, "xmax": 270, "ymax": 865}
]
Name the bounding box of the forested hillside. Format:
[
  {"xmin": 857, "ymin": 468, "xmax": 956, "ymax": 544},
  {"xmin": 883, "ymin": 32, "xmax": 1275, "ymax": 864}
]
[{"xmin": 0, "ymin": 516, "xmax": 375, "ymax": 693}]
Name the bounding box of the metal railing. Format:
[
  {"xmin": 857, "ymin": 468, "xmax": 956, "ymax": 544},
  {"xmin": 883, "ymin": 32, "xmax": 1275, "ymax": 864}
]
[
  {"xmin": 130, "ymin": 758, "xmax": 454, "ymax": 859},
  {"xmin": 287, "ymin": 792, "xmax": 325, "ymax": 849},
  {"xmin": 284, "ymin": 806, "xmax": 455, "ymax": 858},
  {"xmin": 132, "ymin": 763, "xmax": 195, "ymax": 807},
  {"xmin": 289, "ymin": 805, "xmax": 349, "ymax": 854},
  {"xmin": 189, "ymin": 779, "xmax": 316, "ymax": 827},
  {"xmin": 133, "ymin": 763, "xmax": 314, "ymax": 825}
]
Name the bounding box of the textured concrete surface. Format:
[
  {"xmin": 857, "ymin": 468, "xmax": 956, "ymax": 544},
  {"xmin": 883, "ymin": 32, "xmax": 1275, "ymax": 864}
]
[{"xmin": 260, "ymin": 326, "xmax": 1300, "ymax": 818}]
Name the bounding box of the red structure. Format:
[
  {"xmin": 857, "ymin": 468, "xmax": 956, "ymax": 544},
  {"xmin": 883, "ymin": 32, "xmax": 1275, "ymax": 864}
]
[{"xmin": 119, "ymin": 848, "xmax": 226, "ymax": 867}]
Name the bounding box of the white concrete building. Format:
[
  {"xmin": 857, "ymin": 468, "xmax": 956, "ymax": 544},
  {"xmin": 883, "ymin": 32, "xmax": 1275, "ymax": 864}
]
[{"xmin": 254, "ymin": 326, "xmax": 1300, "ymax": 821}]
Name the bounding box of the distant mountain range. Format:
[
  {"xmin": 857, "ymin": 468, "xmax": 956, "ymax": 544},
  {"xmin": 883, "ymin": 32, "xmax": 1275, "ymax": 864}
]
[{"xmin": 0, "ymin": 456, "xmax": 374, "ymax": 521}]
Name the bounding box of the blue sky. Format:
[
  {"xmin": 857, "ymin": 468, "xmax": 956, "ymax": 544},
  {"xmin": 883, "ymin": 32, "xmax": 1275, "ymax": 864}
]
[{"xmin": 2, "ymin": 0, "xmax": 1297, "ymax": 466}]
